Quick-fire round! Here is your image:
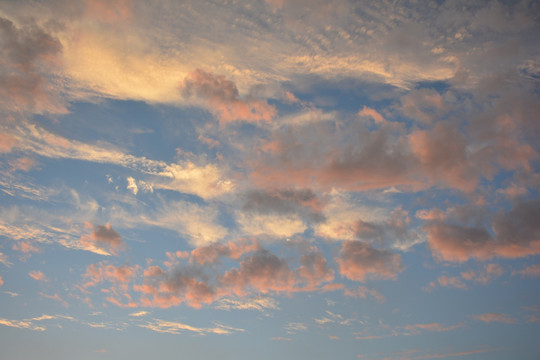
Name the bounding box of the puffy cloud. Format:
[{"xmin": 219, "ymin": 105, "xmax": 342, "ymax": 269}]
[
  {"xmin": 190, "ymin": 239, "xmax": 260, "ymax": 265},
  {"xmin": 135, "ymin": 265, "xmax": 216, "ymax": 309},
  {"xmin": 472, "ymin": 313, "xmax": 517, "ymax": 324},
  {"xmin": 220, "ymin": 249, "xmax": 296, "ymax": 296},
  {"xmin": 399, "ymin": 88, "xmax": 448, "ymax": 124},
  {"xmin": 80, "ymin": 223, "xmax": 125, "ymax": 256},
  {"xmin": 409, "ymin": 122, "xmax": 477, "ymax": 192},
  {"xmin": 358, "ymin": 106, "xmax": 386, "ymax": 124},
  {"xmin": 426, "ymin": 199, "xmax": 540, "ymax": 262},
  {"xmin": 181, "ymin": 69, "xmax": 276, "ymax": 124},
  {"xmin": 0, "ymin": 275, "xmax": 3, "ymax": 287},
  {"xmin": 337, "ymin": 241, "xmax": 403, "ymax": 282}
]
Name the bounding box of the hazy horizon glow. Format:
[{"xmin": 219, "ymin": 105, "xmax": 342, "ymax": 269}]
[{"xmin": 1, "ymin": 1, "xmax": 539, "ymax": 359}]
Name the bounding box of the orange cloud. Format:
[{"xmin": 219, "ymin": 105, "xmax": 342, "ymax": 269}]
[
  {"xmin": 181, "ymin": 69, "xmax": 276, "ymax": 124},
  {"xmin": 80, "ymin": 223, "xmax": 125, "ymax": 256},
  {"xmin": 29, "ymin": 270, "xmax": 48, "ymax": 282},
  {"xmin": 472, "ymin": 313, "xmax": 517, "ymax": 324},
  {"xmin": 337, "ymin": 241, "xmax": 402, "ymax": 282}
]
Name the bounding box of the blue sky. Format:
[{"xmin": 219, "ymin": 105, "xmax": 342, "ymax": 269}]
[{"xmin": 1, "ymin": 1, "xmax": 540, "ymax": 359}]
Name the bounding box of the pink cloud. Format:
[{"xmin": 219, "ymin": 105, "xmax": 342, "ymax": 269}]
[
  {"xmin": 29, "ymin": 270, "xmax": 48, "ymax": 282},
  {"xmin": 8, "ymin": 157, "xmax": 37, "ymax": 172},
  {"xmin": 512, "ymin": 264, "xmax": 540, "ymax": 277},
  {"xmin": 220, "ymin": 249, "xmax": 296, "ymax": 296},
  {"xmin": 12, "ymin": 241, "xmax": 40, "ymax": 254},
  {"xmin": 337, "ymin": 241, "xmax": 402, "ymax": 282},
  {"xmin": 472, "ymin": 313, "xmax": 517, "ymax": 324},
  {"xmin": 461, "ymin": 264, "xmax": 504, "ymax": 284},
  {"xmin": 343, "ymin": 286, "xmax": 385, "ymax": 303},
  {"xmin": 431, "ymin": 275, "xmax": 467, "ymax": 290},
  {"xmin": 181, "ymin": 69, "xmax": 276, "ymax": 124},
  {"xmin": 190, "ymin": 239, "xmax": 260, "ymax": 265},
  {"xmin": 39, "ymin": 292, "xmax": 69, "ymax": 308},
  {"xmin": 135, "ymin": 265, "xmax": 215, "ymax": 309},
  {"xmin": 0, "ymin": 133, "xmax": 18, "ymax": 153},
  {"xmin": 0, "ymin": 275, "xmax": 3, "ymax": 287},
  {"xmin": 83, "ymin": 262, "xmax": 137, "ymax": 288},
  {"xmin": 80, "ymin": 223, "xmax": 125, "ymax": 256},
  {"xmin": 426, "ymin": 199, "xmax": 540, "ymax": 262},
  {"xmin": 409, "ymin": 123, "xmax": 477, "ymax": 192}
]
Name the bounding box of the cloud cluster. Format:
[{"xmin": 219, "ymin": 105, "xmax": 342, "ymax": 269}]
[
  {"xmin": 337, "ymin": 241, "xmax": 403, "ymax": 282},
  {"xmin": 181, "ymin": 69, "xmax": 276, "ymax": 124},
  {"xmin": 424, "ymin": 200, "xmax": 540, "ymax": 262}
]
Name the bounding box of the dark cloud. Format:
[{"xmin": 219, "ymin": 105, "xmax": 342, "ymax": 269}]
[
  {"xmin": 180, "ymin": 69, "xmax": 276, "ymax": 124},
  {"xmin": 0, "ymin": 17, "xmax": 65, "ymax": 114},
  {"xmin": 425, "ymin": 199, "xmax": 540, "ymax": 262},
  {"xmin": 243, "ymin": 188, "xmax": 325, "ymax": 223},
  {"xmin": 337, "ymin": 241, "xmax": 403, "ymax": 282}
]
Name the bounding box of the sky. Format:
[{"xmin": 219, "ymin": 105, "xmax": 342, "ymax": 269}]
[{"xmin": 0, "ymin": 0, "xmax": 539, "ymax": 359}]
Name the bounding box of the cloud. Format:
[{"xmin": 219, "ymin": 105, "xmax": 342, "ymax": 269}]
[
  {"xmin": 220, "ymin": 249, "xmax": 296, "ymax": 296},
  {"xmin": 337, "ymin": 241, "xmax": 403, "ymax": 282},
  {"xmin": 472, "ymin": 313, "xmax": 517, "ymax": 324},
  {"xmin": 0, "ymin": 16, "xmax": 66, "ymax": 114},
  {"xmin": 129, "ymin": 311, "xmax": 149, "ymax": 317},
  {"xmin": 80, "ymin": 223, "xmax": 125, "ymax": 256},
  {"xmin": 409, "ymin": 122, "xmax": 477, "ymax": 192},
  {"xmin": 138, "ymin": 318, "xmax": 244, "ymax": 335},
  {"xmin": 7, "ymin": 122, "xmax": 233, "ymax": 199},
  {"xmin": 215, "ymin": 296, "xmax": 279, "ymax": 312},
  {"xmin": 400, "ymin": 322, "xmax": 464, "ymax": 336},
  {"xmin": 0, "ymin": 318, "xmax": 45, "ymax": 331},
  {"xmin": 0, "ymin": 252, "xmax": 11, "ymax": 267},
  {"xmin": 237, "ymin": 212, "xmax": 306, "ymax": 239},
  {"xmin": 512, "ymin": 264, "xmax": 540, "ymax": 277},
  {"xmin": 425, "ymin": 199, "xmax": 540, "ymax": 262},
  {"xmin": 343, "ymin": 286, "xmax": 385, "ymax": 303},
  {"xmin": 461, "ymin": 264, "xmax": 504, "ymax": 284},
  {"xmin": 181, "ymin": 69, "xmax": 276, "ymax": 124},
  {"xmin": 0, "ymin": 276, "xmax": 3, "ymax": 287},
  {"xmin": 284, "ymin": 322, "xmax": 307, "ymax": 334},
  {"xmin": 190, "ymin": 239, "xmax": 260, "ymax": 265},
  {"xmin": 242, "ymin": 188, "xmax": 325, "ymax": 224},
  {"xmin": 358, "ymin": 106, "xmax": 386, "ymax": 124},
  {"xmin": 135, "ymin": 265, "xmax": 216, "ymax": 309},
  {"xmin": 29, "ymin": 270, "xmax": 48, "ymax": 282}
]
